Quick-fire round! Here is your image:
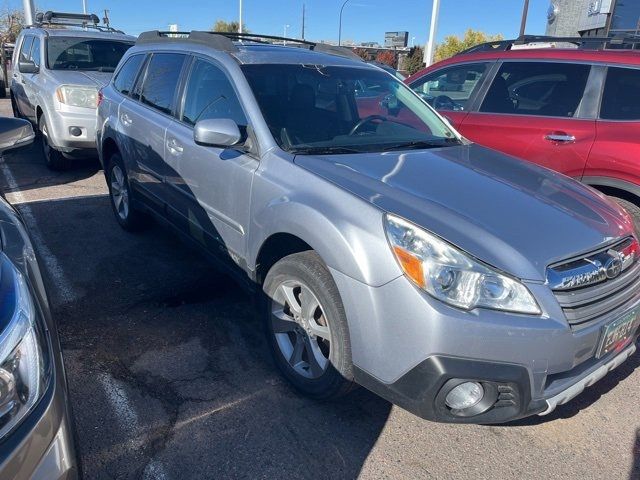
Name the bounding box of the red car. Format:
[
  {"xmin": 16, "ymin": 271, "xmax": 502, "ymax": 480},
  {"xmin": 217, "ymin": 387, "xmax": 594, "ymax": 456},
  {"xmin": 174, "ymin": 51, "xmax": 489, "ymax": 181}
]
[{"xmin": 406, "ymin": 37, "xmax": 640, "ymax": 232}]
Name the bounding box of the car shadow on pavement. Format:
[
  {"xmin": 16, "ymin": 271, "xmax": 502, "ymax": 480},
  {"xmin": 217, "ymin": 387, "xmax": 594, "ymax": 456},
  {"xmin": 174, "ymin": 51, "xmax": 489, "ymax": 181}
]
[
  {"xmin": 21, "ymin": 193, "xmax": 392, "ymax": 479},
  {"xmin": 1, "ymin": 143, "xmax": 101, "ymax": 193},
  {"xmin": 632, "ymin": 429, "xmax": 640, "ymax": 480}
]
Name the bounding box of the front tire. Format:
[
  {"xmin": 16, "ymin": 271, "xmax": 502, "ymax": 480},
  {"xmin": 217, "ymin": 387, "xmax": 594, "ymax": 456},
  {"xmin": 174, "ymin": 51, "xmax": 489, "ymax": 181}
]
[
  {"xmin": 263, "ymin": 251, "xmax": 355, "ymax": 400},
  {"xmin": 39, "ymin": 116, "xmax": 71, "ymax": 171},
  {"xmin": 107, "ymin": 153, "xmax": 148, "ymax": 232}
]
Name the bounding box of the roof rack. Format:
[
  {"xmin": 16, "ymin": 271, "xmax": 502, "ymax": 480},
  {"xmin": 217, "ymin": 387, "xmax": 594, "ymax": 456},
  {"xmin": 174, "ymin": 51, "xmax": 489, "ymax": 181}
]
[
  {"xmin": 30, "ymin": 11, "xmax": 124, "ymax": 33},
  {"xmin": 136, "ymin": 30, "xmax": 364, "ymax": 62},
  {"xmin": 458, "ymin": 34, "xmax": 640, "ymax": 55}
]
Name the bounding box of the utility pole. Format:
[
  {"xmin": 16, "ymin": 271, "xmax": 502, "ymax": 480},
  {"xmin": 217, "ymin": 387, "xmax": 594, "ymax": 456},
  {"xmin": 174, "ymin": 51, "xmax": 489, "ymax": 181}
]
[
  {"xmin": 82, "ymin": 0, "xmax": 87, "ymax": 14},
  {"xmin": 22, "ymin": 0, "xmax": 35, "ymax": 25},
  {"xmin": 239, "ymin": 0, "xmax": 243, "ymax": 33},
  {"xmin": 301, "ymin": 3, "xmax": 306, "ymax": 40},
  {"xmin": 103, "ymin": 9, "xmax": 110, "ymax": 28},
  {"xmin": 424, "ymin": 0, "xmax": 441, "ymax": 67},
  {"xmin": 519, "ymin": 0, "xmax": 529, "ymax": 37},
  {"xmin": 338, "ymin": 0, "xmax": 351, "ymax": 46}
]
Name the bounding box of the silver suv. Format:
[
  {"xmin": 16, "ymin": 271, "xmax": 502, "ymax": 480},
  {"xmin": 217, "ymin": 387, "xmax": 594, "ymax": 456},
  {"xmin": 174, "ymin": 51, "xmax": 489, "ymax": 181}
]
[
  {"xmin": 97, "ymin": 31, "xmax": 640, "ymax": 424},
  {"xmin": 11, "ymin": 11, "xmax": 134, "ymax": 170}
]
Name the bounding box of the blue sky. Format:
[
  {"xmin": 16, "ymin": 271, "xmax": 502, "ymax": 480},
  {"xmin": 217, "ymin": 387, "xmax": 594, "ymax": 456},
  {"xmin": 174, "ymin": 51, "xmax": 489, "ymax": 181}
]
[{"xmin": 13, "ymin": 0, "xmax": 550, "ymax": 45}]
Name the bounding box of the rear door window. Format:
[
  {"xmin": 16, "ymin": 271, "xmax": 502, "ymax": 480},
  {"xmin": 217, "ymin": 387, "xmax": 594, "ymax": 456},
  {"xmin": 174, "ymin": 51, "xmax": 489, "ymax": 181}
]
[
  {"xmin": 479, "ymin": 62, "xmax": 591, "ymax": 118},
  {"xmin": 600, "ymin": 67, "xmax": 640, "ymax": 121},
  {"xmin": 409, "ymin": 63, "xmax": 488, "ymax": 111},
  {"xmin": 139, "ymin": 53, "xmax": 186, "ymax": 115},
  {"xmin": 114, "ymin": 55, "xmax": 145, "ymax": 97}
]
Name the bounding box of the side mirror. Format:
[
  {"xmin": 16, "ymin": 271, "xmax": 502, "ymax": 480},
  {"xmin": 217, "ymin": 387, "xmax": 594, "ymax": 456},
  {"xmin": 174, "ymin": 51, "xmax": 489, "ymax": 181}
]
[
  {"xmin": 194, "ymin": 119, "xmax": 241, "ymax": 147},
  {"xmin": 0, "ymin": 117, "xmax": 35, "ymax": 153},
  {"xmin": 18, "ymin": 60, "xmax": 39, "ymax": 74},
  {"xmin": 380, "ymin": 94, "xmax": 399, "ymax": 110}
]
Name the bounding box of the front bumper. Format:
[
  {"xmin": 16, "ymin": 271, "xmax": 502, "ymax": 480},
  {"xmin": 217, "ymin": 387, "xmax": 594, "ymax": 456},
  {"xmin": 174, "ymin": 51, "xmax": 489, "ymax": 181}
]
[
  {"xmin": 331, "ymin": 268, "xmax": 640, "ymax": 424},
  {"xmin": 46, "ymin": 105, "xmax": 98, "ymax": 153},
  {"xmin": 0, "ymin": 365, "xmax": 78, "ymax": 480}
]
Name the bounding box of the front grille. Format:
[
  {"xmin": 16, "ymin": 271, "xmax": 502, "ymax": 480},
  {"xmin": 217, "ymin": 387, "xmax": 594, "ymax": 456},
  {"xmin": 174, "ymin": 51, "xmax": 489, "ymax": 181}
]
[{"xmin": 549, "ymin": 237, "xmax": 640, "ymax": 326}]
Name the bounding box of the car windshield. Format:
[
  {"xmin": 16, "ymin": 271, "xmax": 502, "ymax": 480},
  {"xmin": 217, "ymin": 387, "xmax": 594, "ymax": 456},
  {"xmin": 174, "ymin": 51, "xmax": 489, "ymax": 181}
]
[
  {"xmin": 241, "ymin": 64, "xmax": 461, "ymax": 154},
  {"xmin": 47, "ymin": 38, "xmax": 133, "ymax": 72}
]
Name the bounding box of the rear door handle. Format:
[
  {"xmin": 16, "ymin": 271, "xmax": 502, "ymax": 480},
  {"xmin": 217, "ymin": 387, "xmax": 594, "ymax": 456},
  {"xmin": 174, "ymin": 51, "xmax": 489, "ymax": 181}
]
[
  {"xmin": 166, "ymin": 138, "xmax": 183, "ymax": 155},
  {"xmin": 545, "ymin": 132, "xmax": 575, "ymax": 143},
  {"xmin": 120, "ymin": 113, "xmax": 132, "ymax": 126}
]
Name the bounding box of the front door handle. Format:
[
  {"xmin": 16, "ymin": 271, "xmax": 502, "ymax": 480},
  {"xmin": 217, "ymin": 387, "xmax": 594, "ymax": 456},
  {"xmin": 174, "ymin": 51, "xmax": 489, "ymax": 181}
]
[
  {"xmin": 166, "ymin": 138, "xmax": 183, "ymax": 155},
  {"xmin": 545, "ymin": 132, "xmax": 575, "ymax": 143},
  {"xmin": 120, "ymin": 113, "xmax": 132, "ymax": 126}
]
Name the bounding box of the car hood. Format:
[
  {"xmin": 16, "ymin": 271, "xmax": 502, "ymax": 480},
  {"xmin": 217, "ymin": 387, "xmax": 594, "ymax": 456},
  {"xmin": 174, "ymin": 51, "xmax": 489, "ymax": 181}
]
[
  {"xmin": 49, "ymin": 70, "xmax": 113, "ymax": 87},
  {"xmin": 294, "ymin": 144, "xmax": 633, "ymax": 281}
]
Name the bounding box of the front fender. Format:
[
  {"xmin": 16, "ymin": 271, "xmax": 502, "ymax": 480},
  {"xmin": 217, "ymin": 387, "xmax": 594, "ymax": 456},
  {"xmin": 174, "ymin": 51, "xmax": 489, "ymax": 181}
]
[{"xmin": 248, "ymin": 154, "xmax": 402, "ymax": 287}]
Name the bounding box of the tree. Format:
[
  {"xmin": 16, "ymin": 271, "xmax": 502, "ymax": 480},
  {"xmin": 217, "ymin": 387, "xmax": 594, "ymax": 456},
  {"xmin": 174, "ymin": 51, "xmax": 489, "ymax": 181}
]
[
  {"xmin": 212, "ymin": 20, "xmax": 249, "ymax": 33},
  {"xmin": 403, "ymin": 46, "xmax": 424, "ymax": 76},
  {"xmin": 352, "ymin": 47, "xmax": 370, "ymax": 61},
  {"xmin": 434, "ymin": 29, "xmax": 502, "ymax": 63},
  {"xmin": 0, "ymin": 8, "xmax": 24, "ymax": 44},
  {"xmin": 375, "ymin": 50, "xmax": 396, "ymax": 68}
]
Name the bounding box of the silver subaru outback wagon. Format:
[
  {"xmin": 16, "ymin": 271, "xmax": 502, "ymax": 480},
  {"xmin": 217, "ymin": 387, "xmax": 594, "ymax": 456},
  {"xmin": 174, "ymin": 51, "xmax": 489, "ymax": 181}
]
[{"xmin": 96, "ymin": 30, "xmax": 639, "ymax": 424}]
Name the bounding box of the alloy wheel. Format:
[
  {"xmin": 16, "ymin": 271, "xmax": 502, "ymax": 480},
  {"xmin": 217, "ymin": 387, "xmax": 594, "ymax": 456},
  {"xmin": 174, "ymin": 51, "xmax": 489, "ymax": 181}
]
[
  {"xmin": 110, "ymin": 165, "xmax": 129, "ymax": 221},
  {"xmin": 270, "ymin": 280, "xmax": 331, "ymax": 379}
]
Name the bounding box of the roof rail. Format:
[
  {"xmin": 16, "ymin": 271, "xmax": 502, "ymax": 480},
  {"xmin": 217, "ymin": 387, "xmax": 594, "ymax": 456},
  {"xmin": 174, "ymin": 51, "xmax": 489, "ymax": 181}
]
[
  {"xmin": 31, "ymin": 10, "xmax": 125, "ymax": 33},
  {"xmin": 458, "ymin": 34, "xmax": 640, "ymax": 55},
  {"xmin": 136, "ymin": 30, "xmax": 364, "ymax": 62}
]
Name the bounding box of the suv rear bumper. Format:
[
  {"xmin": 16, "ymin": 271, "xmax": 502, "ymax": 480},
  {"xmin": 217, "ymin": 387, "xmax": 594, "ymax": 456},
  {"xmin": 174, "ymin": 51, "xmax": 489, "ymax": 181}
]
[{"xmin": 330, "ymin": 268, "xmax": 640, "ymax": 424}]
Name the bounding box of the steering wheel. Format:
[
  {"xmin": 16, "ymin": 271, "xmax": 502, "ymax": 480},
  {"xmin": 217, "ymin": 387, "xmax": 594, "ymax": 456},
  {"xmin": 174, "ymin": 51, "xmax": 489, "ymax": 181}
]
[
  {"xmin": 432, "ymin": 95, "xmax": 456, "ymax": 111},
  {"xmin": 349, "ymin": 115, "xmax": 388, "ymax": 136}
]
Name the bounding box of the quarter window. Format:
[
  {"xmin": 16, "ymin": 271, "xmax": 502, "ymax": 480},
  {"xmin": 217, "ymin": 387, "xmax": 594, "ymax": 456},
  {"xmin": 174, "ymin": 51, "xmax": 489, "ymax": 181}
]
[
  {"xmin": 600, "ymin": 67, "xmax": 640, "ymax": 121},
  {"xmin": 114, "ymin": 55, "xmax": 145, "ymax": 97},
  {"xmin": 182, "ymin": 59, "xmax": 247, "ymax": 127},
  {"xmin": 479, "ymin": 62, "xmax": 591, "ymax": 118},
  {"xmin": 139, "ymin": 53, "xmax": 186, "ymax": 115},
  {"xmin": 410, "ymin": 63, "xmax": 488, "ymax": 112},
  {"xmin": 18, "ymin": 36, "xmax": 33, "ymax": 64}
]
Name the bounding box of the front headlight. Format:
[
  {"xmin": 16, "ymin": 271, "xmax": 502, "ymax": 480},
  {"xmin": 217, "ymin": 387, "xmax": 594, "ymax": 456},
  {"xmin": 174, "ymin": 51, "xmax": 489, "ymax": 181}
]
[
  {"xmin": 56, "ymin": 85, "xmax": 99, "ymax": 109},
  {"xmin": 384, "ymin": 214, "xmax": 541, "ymax": 314},
  {"xmin": 0, "ymin": 252, "xmax": 48, "ymax": 439}
]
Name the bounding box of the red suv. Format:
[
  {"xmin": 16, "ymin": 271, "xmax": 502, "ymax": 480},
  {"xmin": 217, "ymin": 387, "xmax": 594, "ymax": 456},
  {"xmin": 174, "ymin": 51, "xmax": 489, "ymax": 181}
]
[{"xmin": 407, "ymin": 37, "xmax": 640, "ymax": 232}]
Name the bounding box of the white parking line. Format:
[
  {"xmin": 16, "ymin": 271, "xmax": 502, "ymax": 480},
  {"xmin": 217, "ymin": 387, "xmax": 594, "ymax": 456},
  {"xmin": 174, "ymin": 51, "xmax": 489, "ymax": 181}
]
[
  {"xmin": 97, "ymin": 372, "xmax": 170, "ymax": 479},
  {"xmin": 0, "ymin": 158, "xmax": 78, "ymax": 305}
]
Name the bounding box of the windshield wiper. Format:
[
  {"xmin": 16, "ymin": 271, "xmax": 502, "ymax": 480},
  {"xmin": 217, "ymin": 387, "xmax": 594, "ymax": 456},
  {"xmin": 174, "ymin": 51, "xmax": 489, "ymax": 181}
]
[
  {"xmin": 289, "ymin": 146, "xmax": 363, "ymax": 155},
  {"xmin": 381, "ymin": 139, "xmax": 460, "ymax": 151}
]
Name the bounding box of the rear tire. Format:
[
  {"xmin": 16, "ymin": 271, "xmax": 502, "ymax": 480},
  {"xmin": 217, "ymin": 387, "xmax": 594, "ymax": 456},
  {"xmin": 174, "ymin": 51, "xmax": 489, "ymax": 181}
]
[
  {"xmin": 610, "ymin": 196, "xmax": 640, "ymax": 239},
  {"xmin": 107, "ymin": 153, "xmax": 149, "ymax": 232},
  {"xmin": 39, "ymin": 116, "xmax": 71, "ymax": 171},
  {"xmin": 263, "ymin": 251, "xmax": 356, "ymax": 400}
]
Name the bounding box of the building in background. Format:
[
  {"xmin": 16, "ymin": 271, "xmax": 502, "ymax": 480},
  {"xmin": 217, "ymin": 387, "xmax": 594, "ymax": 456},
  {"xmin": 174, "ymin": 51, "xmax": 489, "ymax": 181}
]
[{"xmin": 546, "ymin": 0, "xmax": 640, "ymax": 38}]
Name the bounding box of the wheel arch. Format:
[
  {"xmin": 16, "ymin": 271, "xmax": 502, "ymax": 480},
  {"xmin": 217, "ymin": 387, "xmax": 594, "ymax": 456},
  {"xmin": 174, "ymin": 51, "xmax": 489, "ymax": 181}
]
[{"xmin": 582, "ymin": 176, "xmax": 640, "ymax": 206}]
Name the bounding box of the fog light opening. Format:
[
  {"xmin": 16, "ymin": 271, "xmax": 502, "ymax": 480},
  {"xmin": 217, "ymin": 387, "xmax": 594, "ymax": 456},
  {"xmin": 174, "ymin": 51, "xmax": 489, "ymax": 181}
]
[
  {"xmin": 69, "ymin": 127, "xmax": 82, "ymax": 137},
  {"xmin": 445, "ymin": 381, "xmax": 484, "ymax": 410}
]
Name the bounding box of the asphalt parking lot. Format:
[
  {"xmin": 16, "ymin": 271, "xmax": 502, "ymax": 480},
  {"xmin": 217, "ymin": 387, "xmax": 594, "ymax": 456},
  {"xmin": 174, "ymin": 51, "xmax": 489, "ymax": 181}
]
[{"xmin": 0, "ymin": 98, "xmax": 638, "ymax": 480}]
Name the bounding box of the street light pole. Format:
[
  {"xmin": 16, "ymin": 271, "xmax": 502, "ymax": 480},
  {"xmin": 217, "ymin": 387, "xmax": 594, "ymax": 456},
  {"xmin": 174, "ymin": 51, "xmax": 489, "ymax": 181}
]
[
  {"xmin": 82, "ymin": 0, "xmax": 87, "ymax": 14},
  {"xmin": 239, "ymin": 0, "xmax": 243, "ymax": 33},
  {"xmin": 519, "ymin": 0, "xmax": 530, "ymax": 37},
  {"xmin": 338, "ymin": 0, "xmax": 351, "ymax": 46},
  {"xmin": 22, "ymin": 0, "xmax": 35, "ymax": 25},
  {"xmin": 424, "ymin": 0, "xmax": 441, "ymax": 67},
  {"xmin": 283, "ymin": 24, "xmax": 290, "ymax": 44}
]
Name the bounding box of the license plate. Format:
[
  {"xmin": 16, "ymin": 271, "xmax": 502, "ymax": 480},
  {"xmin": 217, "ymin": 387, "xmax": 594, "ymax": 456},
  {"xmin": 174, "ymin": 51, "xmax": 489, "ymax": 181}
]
[{"xmin": 596, "ymin": 309, "xmax": 640, "ymax": 359}]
